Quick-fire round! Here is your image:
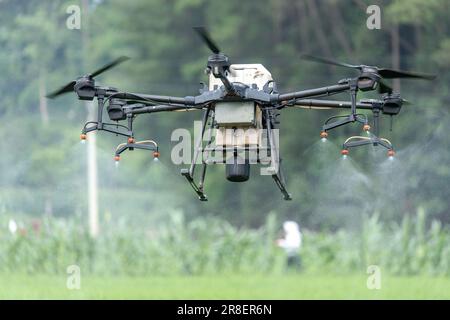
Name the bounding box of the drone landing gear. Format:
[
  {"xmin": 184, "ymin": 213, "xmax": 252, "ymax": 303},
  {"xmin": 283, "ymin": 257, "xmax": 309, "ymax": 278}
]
[
  {"xmin": 181, "ymin": 107, "xmax": 292, "ymax": 201},
  {"xmin": 270, "ymin": 160, "xmax": 292, "ymax": 201},
  {"xmin": 263, "ymin": 108, "xmax": 291, "ymax": 200},
  {"xmin": 181, "ymin": 169, "xmax": 208, "ymax": 201},
  {"xmin": 181, "ymin": 108, "xmax": 212, "ymax": 201}
]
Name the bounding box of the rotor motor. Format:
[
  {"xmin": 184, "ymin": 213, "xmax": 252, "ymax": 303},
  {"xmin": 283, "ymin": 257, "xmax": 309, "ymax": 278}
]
[{"xmin": 107, "ymin": 98, "xmax": 127, "ymax": 121}]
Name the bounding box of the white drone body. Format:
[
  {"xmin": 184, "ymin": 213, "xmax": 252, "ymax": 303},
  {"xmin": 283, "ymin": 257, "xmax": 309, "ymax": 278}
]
[
  {"xmin": 208, "ymin": 64, "xmax": 273, "ymax": 91},
  {"xmin": 210, "ymin": 64, "xmax": 272, "ymax": 148}
]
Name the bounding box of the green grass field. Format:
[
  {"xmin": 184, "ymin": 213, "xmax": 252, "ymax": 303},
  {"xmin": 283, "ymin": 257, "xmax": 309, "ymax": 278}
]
[{"xmin": 1, "ymin": 274, "xmax": 449, "ymax": 299}]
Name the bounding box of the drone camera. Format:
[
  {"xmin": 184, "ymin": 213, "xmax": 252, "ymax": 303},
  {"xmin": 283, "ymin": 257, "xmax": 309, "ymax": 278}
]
[{"xmin": 107, "ymin": 99, "xmax": 127, "ymax": 121}]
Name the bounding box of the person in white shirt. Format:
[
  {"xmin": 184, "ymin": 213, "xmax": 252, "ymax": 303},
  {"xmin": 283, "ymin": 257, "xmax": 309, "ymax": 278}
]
[{"xmin": 276, "ymin": 221, "xmax": 302, "ymax": 270}]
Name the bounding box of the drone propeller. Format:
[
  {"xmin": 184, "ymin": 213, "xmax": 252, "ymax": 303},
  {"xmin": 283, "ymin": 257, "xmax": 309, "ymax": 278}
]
[
  {"xmin": 376, "ymin": 68, "xmax": 436, "ymax": 80},
  {"xmin": 300, "ymin": 54, "xmax": 436, "ymax": 81},
  {"xmin": 46, "ymin": 80, "xmax": 77, "ymax": 98},
  {"xmin": 193, "ymin": 26, "xmax": 235, "ymax": 93},
  {"xmin": 193, "ymin": 26, "xmax": 221, "ymax": 54},
  {"xmin": 89, "ymin": 56, "xmax": 130, "ymax": 78},
  {"xmin": 300, "ymin": 54, "xmax": 357, "ymax": 69},
  {"xmin": 46, "ymin": 56, "xmax": 130, "ymax": 99}
]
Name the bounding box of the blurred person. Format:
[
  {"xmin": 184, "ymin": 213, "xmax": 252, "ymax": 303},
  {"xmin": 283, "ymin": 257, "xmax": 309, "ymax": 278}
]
[{"xmin": 276, "ymin": 221, "xmax": 302, "ymax": 270}]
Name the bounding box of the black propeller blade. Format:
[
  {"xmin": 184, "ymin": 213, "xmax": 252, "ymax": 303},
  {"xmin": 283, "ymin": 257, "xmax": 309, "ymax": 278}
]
[
  {"xmin": 46, "ymin": 81, "xmax": 76, "ymax": 99},
  {"xmin": 89, "ymin": 56, "xmax": 130, "ymax": 78},
  {"xmin": 46, "ymin": 56, "xmax": 130, "ymax": 99},
  {"xmin": 193, "ymin": 26, "xmax": 221, "ymax": 54},
  {"xmin": 377, "ymin": 68, "xmax": 436, "ymax": 80},
  {"xmin": 300, "ymin": 54, "xmax": 357, "ymax": 69},
  {"xmin": 300, "ymin": 54, "xmax": 436, "ymax": 81}
]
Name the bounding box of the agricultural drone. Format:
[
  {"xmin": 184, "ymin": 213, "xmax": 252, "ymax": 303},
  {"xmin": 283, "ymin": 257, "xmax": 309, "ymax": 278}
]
[{"xmin": 47, "ymin": 27, "xmax": 436, "ymax": 201}]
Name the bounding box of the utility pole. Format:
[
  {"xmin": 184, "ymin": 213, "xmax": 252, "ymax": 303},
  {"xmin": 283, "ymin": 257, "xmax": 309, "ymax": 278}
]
[{"xmin": 82, "ymin": 0, "xmax": 99, "ymax": 237}]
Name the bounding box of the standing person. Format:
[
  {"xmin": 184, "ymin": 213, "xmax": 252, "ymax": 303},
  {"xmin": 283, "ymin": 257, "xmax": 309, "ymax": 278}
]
[{"xmin": 276, "ymin": 221, "xmax": 302, "ymax": 270}]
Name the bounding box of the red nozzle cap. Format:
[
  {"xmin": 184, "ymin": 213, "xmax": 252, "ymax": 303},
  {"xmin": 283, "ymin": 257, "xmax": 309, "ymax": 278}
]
[
  {"xmin": 80, "ymin": 133, "xmax": 87, "ymax": 140},
  {"xmin": 363, "ymin": 124, "xmax": 371, "ymax": 131},
  {"xmin": 341, "ymin": 149, "xmax": 349, "ymax": 155},
  {"xmin": 128, "ymin": 137, "xmax": 135, "ymax": 144},
  {"xmin": 114, "ymin": 155, "xmax": 120, "ymax": 162},
  {"xmin": 153, "ymin": 151, "xmax": 160, "ymax": 158},
  {"xmin": 320, "ymin": 131, "xmax": 328, "ymax": 138},
  {"xmin": 387, "ymin": 149, "xmax": 395, "ymax": 157}
]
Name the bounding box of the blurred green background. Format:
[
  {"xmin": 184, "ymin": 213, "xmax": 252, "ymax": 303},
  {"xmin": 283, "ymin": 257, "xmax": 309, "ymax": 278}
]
[{"xmin": 0, "ymin": 0, "xmax": 449, "ymax": 299}]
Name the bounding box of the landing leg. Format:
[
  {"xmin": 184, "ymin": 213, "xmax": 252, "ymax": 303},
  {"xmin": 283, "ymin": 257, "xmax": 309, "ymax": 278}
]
[
  {"xmin": 271, "ymin": 159, "xmax": 292, "ymax": 201},
  {"xmin": 181, "ymin": 108, "xmax": 213, "ymax": 201},
  {"xmin": 264, "ymin": 109, "xmax": 292, "ymax": 200},
  {"xmin": 181, "ymin": 169, "xmax": 208, "ymax": 201}
]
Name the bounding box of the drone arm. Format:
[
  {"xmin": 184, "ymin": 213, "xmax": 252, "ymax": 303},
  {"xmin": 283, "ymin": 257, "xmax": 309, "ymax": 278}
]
[
  {"xmin": 216, "ymin": 73, "xmax": 235, "ymax": 94},
  {"xmin": 289, "ymin": 99, "xmax": 373, "ymax": 110},
  {"xmin": 277, "ymin": 83, "xmax": 351, "ymax": 102},
  {"xmin": 125, "ymin": 104, "xmax": 205, "ymax": 115},
  {"xmin": 109, "ymin": 92, "xmax": 196, "ymax": 106}
]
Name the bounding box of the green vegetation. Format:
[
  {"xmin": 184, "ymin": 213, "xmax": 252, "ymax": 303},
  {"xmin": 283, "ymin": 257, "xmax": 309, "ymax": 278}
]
[{"xmin": 1, "ymin": 210, "xmax": 449, "ymax": 276}]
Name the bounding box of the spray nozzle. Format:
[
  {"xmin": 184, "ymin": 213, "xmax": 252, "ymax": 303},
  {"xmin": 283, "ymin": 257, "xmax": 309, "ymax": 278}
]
[
  {"xmin": 114, "ymin": 155, "xmax": 120, "ymax": 162},
  {"xmin": 153, "ymin": 151, "xmax": 160, "ymax": 159},
  {"xmin": 128, "ymin": 137, "xmax": 135, "ymax": 144},
  {"xmin": 363, "ymin": 124, "xmax": 371, "ymax": 132},
  {"xmin": 80, "ymin": 133, "xmax": 87, "ymax": 144},
  {"xmin": 341, "ymin": 149, "xmax": 349, "ymax": 156},
  {"xmin": 387, "ymin": 149, "xmax": 395, "ymax": 158},
  {"xmin": 320, "ymin": 131, "xmax": 328, "ymax": 141}
]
